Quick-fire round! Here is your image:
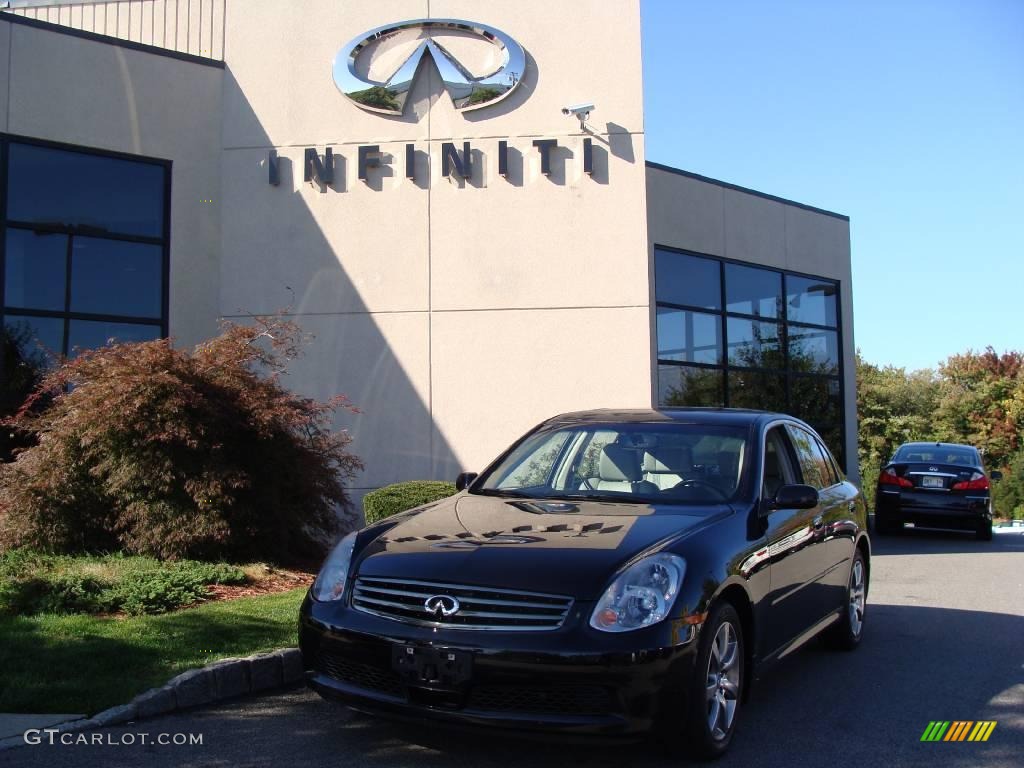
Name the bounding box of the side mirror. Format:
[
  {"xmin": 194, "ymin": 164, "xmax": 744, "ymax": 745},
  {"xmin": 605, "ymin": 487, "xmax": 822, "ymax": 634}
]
[
  {"xmin": 990, "ymin": 470, "xmax": 1003, "ymax": 482},
  {"xmin": 764, "ymin": 484, "xmax": 819, "ymax": 513},
  {"xmin": 455, "ymin": 472, "xmax": 478, "ymax": 492}
]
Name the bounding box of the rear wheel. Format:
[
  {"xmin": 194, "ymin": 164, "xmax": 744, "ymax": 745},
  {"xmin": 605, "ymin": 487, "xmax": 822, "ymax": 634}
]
[
  {"xmin": 976, "ymin": 519, "xmax": 993, "ymax": 541},
  {"xmin": 662, "ymin": 601, "xmax": 745, "ymax": 760},
  {"xmin": 825, "ymin": 548, "xmax": 867, "ymax": 651}
]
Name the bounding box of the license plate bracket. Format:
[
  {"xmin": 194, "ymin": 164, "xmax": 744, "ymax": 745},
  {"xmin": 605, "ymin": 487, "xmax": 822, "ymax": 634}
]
[
  {"xmin": 392, "ymin": 644, "xmax": 472, "ymax": 687},
  {"xmin": 922, "ymin": 476, "xmax": 944, "ymax": 489}
]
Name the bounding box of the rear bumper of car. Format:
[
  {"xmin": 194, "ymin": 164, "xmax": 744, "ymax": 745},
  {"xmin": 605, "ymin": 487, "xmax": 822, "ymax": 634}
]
[
  {"xmin": 299, "ymin": 594, "xmax": 699, "ymax": 738},
  {"xmin": 876, "ymin": 489, "xmax": 991, "ymax": 530}
]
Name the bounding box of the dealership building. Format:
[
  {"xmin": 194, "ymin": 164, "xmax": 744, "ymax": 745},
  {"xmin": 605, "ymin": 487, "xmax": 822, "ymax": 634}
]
[{"xmin": 0, "ymin": 0, "xmax": 857, "ymax": 502}]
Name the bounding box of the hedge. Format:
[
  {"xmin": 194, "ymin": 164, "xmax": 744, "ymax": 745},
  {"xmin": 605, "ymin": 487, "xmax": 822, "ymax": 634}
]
[{"xmin": 363, "ymin": 481, "xmax": 457, "ymax": 525}]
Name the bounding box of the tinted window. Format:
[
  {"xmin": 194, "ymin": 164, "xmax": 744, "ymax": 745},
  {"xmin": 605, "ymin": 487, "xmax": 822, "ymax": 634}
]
[
  {"xmin": 728, "ymin": 370, "xmax": 786, "ymax": 412},
  {"xmin": 67, "ymin": 320, "xmax": 162, "ymax": 353},
  {"xmin": 725, "ymin": 263, "xmax": 781, "ymax": 318},
  {"xmin": 70, "ymin": 238, "xmax": 163, "ymax": 318},
  {"xmin": 657, "ymin": 308, "xmax": 721, "ymax": 364},
  {"xmin": 893, "ymin": 445, "xmax": 978, "ymax": 466},
  {"xmin": 4, "ymin": 315, "xmax": 64, "ymax": 365},
  {"xmin": 4, "ymin": 229, "xmax": 67, "ymax": 311},
  {"xmin": 763, "ymin": 427, "xmax": 796, "ymax": 497},
  {"xmin": 658, "ymin": 365, "xmax": 723, "ymax": 407},
  {"xmin": 786, "ymin": 276, "xmax": 838, "ymax": 328},
  {"xmin": 727, "ymin": 318, "xmax": 782, "ymax": 368},
  {"xmin": 788, "ymin": 327, "xmax": 839, "ymax": 374},
  {"xmin": 786, "ymin": 424, "xmax": 833, "ymax": 490},
  {"xmin": 655, "ymin": 250, "xmax": 720, "ymax": 309},
  {"xmin": 7, "ymin": 143, "xmax": 165, "ymax": 238}
]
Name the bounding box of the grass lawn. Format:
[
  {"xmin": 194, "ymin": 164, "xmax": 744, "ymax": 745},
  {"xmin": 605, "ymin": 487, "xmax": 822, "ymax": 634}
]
[{"xmin": 0, "ymin": 586, "xmax": 306, "ymax": 715}]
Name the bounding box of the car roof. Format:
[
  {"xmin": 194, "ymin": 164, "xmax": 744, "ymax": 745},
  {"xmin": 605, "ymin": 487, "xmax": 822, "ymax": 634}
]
[{"xmin": 540, "ymin": 407, "xmax": 798, "ymax": 429}]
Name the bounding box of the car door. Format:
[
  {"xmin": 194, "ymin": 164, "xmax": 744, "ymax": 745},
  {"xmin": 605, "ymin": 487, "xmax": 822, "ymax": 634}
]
[
  {"xmin": 785, "ymin": 424, "xmax": 853, "ymax": 617},
  {"xmin": 760, "ymin": 424, "xmax": 828, "ymax": 656}
]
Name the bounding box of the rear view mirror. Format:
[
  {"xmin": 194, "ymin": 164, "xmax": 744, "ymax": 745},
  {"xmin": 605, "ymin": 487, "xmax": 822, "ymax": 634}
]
[
  {"xmin": 766, "ymin": 484, "xmax": 819, "ymax": 512},
  {"xmin": 990, "ymin": 470, "xmax": 1003, "ymax": 482},
  {"xmin": 455, "ymin": 472, "xmax": 478, "ymax": 491}
]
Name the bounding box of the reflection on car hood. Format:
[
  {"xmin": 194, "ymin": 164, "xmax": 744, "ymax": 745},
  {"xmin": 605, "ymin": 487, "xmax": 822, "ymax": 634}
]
[{"xmin": 354, "ymin": 493, "xmax": 728, "ymax": 599}]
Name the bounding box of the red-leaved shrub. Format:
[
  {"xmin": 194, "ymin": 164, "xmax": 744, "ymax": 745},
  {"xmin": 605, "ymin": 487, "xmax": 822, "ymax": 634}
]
[{"xmin": 0, "ymin": 316, "xmax": 362, "ymax": 562}]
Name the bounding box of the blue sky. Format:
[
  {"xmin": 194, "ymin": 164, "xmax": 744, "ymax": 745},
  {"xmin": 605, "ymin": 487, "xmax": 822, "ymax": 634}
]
[{"xmin": 640, "ymin": 0, "xmax": 1024, "ymax": 371}]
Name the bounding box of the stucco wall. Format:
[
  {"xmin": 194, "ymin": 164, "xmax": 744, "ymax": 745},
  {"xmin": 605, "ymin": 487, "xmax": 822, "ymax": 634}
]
[
  {"xmin": 646, "ymin": 166, "xmax": 859, "ymax": 483},
  {"xmin": 0, "ymin": 14, "xmax": 223, "ymax": 350},
  {"xmin": 220, "ymin": 0, "xmax": 652, "ymax": 493}
]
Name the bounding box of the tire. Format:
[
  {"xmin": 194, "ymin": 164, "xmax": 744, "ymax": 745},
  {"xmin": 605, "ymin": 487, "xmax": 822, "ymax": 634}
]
[
  {"xmin": 825, "ymin": 548, "xmax": 867, "ymax": 651},
  {"xmin": 976, "ymin": 519, "xmax": 993, "ymax": 541},
  {"xmin": 663, "ymin": 601, "xmax": 745, "ymax": 760}
]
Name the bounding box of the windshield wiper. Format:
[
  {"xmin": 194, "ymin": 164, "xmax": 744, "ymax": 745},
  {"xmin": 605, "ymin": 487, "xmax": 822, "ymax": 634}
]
[{"xmin": 473, "ymin": 488, "xmax": 535, "ymax": 499}]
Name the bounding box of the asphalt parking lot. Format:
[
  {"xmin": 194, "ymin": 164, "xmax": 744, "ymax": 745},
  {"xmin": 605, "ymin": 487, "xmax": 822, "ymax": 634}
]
[{"xmin": 6, "ymin": 529, "xmax": 1023, "ymax": 767}]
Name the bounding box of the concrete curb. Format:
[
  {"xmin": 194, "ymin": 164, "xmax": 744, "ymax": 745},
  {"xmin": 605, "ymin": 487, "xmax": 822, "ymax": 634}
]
[{"xmin": 0, "ymin": 648, "xmax": 304, "ymax": 751}]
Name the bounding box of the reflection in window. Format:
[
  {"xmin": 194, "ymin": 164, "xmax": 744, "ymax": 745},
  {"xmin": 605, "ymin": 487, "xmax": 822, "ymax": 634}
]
[
  {"xmin": 657, "ymin": 308, "xmax": 721, "ymax": 364},
  {"xmin": 786, "ymin": 276, "xmax": 838, "ymax": 328},
  {"xmin": 725, "ymin": 263, "xmax": 781, "ymax": 318},
  {"xmin": 727, "ymin": 318, "xmax": 782, "ymax": 369},
  {"xmin": 655, "ymin": 250, "xmax": 720, "ymax": 310},
  {"xmin": 658, "ymin": 365, "xmax": 724, "ymax": 407},
  {"xmin": 2, "ymin": 139, "xmax": 167, "ymax": 364},
  {"xmin": 728, "ymin": 370, "xmax": 786, "ymax": 412},
  {"xmin": 3, "ymin": 316, "xmax": 64, "ymax": 367},
  {"xmin": 788, "ymin": 327, "xmax": 839, "ymax": 374}
]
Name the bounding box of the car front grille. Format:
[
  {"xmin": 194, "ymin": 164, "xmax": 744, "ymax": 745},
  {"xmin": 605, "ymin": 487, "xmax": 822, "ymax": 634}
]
[
  {"xmin": 468, "ymin": 684, "xmax": 615, "ymax": 715},
  {"xmin": 351, "ymin": 577, "xmax": 574, "ymax": 631},
  {"xmin": 317, "ymin": 652, "xmax": 403, "ymax": 697}
]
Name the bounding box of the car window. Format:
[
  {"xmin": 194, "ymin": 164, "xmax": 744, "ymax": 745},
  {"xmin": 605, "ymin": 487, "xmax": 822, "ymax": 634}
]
[
  {"xmin": 763, "ymin": 427, "xmax": 797, "ymax": 498},
  {"xmin": 785, "ymin": 425, "xmax": 834, "ymax": 490},
  {"xmin": 814, "ymin": 437, "xmax": 841, "ymax": 486}
]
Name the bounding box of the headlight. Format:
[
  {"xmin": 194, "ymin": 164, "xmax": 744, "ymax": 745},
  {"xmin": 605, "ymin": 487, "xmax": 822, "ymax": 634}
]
[
  {"xmin": 311, "ymin": 532, "xmax": 358, "ymax": 602},
  {"xmin": 590, "ymin": 553, "xmax": 686, "ymax": 632}
]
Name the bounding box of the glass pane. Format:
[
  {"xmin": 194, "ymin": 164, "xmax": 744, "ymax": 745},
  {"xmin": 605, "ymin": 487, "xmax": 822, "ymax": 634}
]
[
  {"xmin": 68, "ymin": 320, "xmax": 161, "ymax": 353},
  {"xmin": 654, "ymin": 250, "xmax": 720, "ymax": 309},
  {"xmin": 4, "ymin": 229, "xmax": 67, "ymax": 311},
  {"xmin": 726, "ymin": 318, "xmax": 782, "ymax": 368},
  {"xmin": 7, "ymin": 143, "xmax": 165, "ymax": 238},
  {"xmin": 728, "ymin": 370, "xmax": 786, "ymax": 412},
  {"xmin": 70, "ymin": 237, "xmax": 163, "ymax": 318},
  {"xmin": 658, "ymin": 364, "xmax": 724, "ymax": 407},
  {"xmin": 3, "ymin": 315, "xmax": 64, "ymax": 367},
  {"xmin": 785, "ymin": 424, "xmax": 833, "ymax": 490},
  {"xmin": 788, "ymin": 327, "xmax": 839, "ymax": 375},
  {"xmin": 786, "ymin": 275, "xmax": 838, "ymax": 327},
  {"xmin": 657, "ymin": 308, "xmax": 721, "ymax": 364},
  {"xmin": 790, "ymin": 375, "xmax": 843, "ymax": 468},
  {"xmin": 725, "ymin": 263, "xmax": 781, "ymax": 318}
]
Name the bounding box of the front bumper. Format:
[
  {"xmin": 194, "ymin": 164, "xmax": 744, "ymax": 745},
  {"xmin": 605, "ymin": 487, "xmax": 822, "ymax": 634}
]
[
  {"xmin": 876, "ymin": 489, "xmax": 991, "ymax": 530},
  {"xmin": 299, "ymin": 594, "xmax": 699, "ymax": 738}
]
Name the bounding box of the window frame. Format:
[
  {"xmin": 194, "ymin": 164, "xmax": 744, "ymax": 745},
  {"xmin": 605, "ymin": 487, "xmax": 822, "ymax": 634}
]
[
  {"xmin": 654, "ymin": 245, "xmax": 846, "ymax": 469},
  {"xmin": 0, "ymin": 133, "xmax": 171, "ymax": 363}
]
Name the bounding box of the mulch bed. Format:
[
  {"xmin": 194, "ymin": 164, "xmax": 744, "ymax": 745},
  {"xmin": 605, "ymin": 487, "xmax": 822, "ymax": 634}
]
[{"xmin": 205, "ymin": 568, "xmax": 315, "ymax": 602}]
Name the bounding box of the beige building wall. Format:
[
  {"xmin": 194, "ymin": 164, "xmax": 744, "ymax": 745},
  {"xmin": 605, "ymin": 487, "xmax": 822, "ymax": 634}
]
[
  {"xmin": 220, "ymin": 0, "xmax": 652, "ymax": 497},
  {"xmin": 646, "ymin": 166, "xmax": 858, "ymax": 482},
  {"xmin": 0, "ymin": 13, "xmax": 223, "ymax": 350}
]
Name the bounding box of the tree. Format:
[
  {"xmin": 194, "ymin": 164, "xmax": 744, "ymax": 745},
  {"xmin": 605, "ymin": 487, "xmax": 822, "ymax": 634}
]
[{"xmin": 0, "ymin": 316, "xmax": 362, "ymax": 562}]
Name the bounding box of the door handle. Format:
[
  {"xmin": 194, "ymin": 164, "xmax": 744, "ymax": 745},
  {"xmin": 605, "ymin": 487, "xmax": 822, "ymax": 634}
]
[
  {"xmin": 813, "ymin": 515, "xmax": 824, "ymax": 530},
  {"xmin": 848, "ymin": 501, "xmax": 857, "ymax": 511}
]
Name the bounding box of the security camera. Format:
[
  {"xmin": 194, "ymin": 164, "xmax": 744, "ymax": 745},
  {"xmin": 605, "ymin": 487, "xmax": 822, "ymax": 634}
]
[{"xmin": 561, "ymin": 102, "xmax": 595, "ymax": 122}]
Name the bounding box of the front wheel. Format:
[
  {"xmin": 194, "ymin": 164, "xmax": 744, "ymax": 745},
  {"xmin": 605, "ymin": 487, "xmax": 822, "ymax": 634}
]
[
  {"xmin": 825, "ymin": 548, "xmax": 867, "ymax": 650},
  {"xmin": 663, "ymin": 602, "xmax": 745, "ymax": 760}
]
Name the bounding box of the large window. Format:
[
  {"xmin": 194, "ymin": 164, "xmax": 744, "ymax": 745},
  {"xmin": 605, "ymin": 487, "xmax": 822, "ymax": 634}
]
[
  {"xmin": 1, "ymin": 137, "xmax": 169, "ymax": 370},
  {"xmin": 655, "ymin": 248, "xmax": 845, "ymax": 467}
]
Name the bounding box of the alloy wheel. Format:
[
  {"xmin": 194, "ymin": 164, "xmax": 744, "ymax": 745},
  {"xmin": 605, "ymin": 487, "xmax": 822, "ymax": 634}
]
[
  {"xmin": 705, "ymin": 621, "xmax": 740, "ymax": 740},
  {"xmin": 848, "ymin": 559, "xmax": 866, "ymax": 637}
]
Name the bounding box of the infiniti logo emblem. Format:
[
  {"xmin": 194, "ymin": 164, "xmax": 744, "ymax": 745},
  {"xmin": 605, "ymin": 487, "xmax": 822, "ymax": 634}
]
[
  {"xmin": 333, "ymin": 19, "xmax": 526, "ymax": 115},
  {"xmin": 424, "ymin": 595, "xmax": 461, "ymax": 618}
]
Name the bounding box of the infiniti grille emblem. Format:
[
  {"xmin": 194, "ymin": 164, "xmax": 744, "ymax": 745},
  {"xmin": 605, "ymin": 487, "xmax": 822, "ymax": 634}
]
[
  {"xmin": 424, "ymin": 595, "xmax": 461, "ymax": 618},
  {"xmin": 334, "ymin": 19, "xmax": 526, "ymax": 115}
]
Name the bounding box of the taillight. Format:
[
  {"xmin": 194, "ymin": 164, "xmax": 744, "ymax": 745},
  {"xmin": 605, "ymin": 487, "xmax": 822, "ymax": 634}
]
[
  {"xmin": 879, "ymin": 468, "xmax": 913, "ymax": 488},
  {"xmin": 952, "ymin": 472, "xmax": 989, "ymax": 491}
]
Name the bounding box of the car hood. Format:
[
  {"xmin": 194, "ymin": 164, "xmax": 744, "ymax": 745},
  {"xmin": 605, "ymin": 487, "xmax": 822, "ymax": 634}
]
[{"xmin": 353, "ymin": 493, "xmax": 729, "ymax": 599}]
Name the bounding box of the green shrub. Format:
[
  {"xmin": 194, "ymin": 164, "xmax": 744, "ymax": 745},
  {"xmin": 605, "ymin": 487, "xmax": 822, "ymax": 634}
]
[
  {"xmin": 0, "ymin": 549, "xmax": 247, "ymax": 616},
  {"xmin": 0, "ymin": 315, "xmax": 362, "ymax": 562},
  {"xmin": 363, "ymin": 481, "xmax": 457, "ymax": 525}
]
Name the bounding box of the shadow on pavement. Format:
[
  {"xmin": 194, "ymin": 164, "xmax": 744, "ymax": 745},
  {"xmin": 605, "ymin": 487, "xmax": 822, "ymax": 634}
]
[{"xmin": 870, "ymin": 526, "xmax": 1024, "ymax": 556}]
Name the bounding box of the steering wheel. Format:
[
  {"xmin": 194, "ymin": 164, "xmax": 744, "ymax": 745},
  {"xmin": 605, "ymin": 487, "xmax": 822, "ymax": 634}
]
[{"xmin": 670, "ymin": 478, "xmax": 730, "ymax": 500}]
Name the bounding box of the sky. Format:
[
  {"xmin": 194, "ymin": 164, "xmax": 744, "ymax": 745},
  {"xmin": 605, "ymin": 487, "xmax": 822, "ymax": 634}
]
[{"xmin": 640, "ymin": 0, "xmax": 1024, "ymax": 372}]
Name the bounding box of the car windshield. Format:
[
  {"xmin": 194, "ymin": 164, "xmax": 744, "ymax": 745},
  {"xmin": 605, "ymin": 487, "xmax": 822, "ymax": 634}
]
[
  {"xmin": 893, "ymin": 445, "xmax": 977, "ymax": 466},
  {"xmin": 474, "ymin": 422, "xmax": 750, "ymax": 506}
]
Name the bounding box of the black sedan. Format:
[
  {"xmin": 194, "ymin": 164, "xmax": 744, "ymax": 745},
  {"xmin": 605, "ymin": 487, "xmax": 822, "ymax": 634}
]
[
  {"xmin": 874, "ymin": 441, "xmax": 1001, "ymax": 540},
  {"xmin": 300, "ymin": 408, "xmax": 870, "ymax": 759}
]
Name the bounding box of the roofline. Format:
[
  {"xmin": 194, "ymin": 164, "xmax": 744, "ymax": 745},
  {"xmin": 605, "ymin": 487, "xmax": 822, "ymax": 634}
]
[
  {"xmin": 645, "ymin": 160, "xmax": 849, "ymax": 222},
  {"xmin": 0, "ymin": 10, "xmax": 225, "ymax": 69}
]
